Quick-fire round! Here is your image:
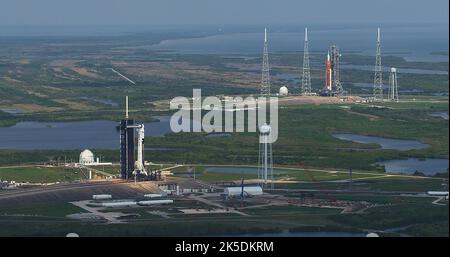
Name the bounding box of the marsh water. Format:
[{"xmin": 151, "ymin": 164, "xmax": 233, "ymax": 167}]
[
  {"xmin": 0, "ymin": 115, "xmax": 223, "ymax": 150},
  {"xmin": 0, "ymin": 116, "xmax": 174, "ymax": 150},
  {"xmin": 332, "ymin": 133, "xmax": 430, "ymax": 151},
  {"xmin": 376, "ymin": 158, "xmax": 449, "ymax": 175}
]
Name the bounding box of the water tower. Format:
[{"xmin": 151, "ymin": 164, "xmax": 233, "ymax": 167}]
[
  {"xmin": 258, "ymin": 123, "xmax": 273, "ymax": 189},
  {"xmin": 389, "ymin": 67, "xmax": 399, "ymax": 102}
]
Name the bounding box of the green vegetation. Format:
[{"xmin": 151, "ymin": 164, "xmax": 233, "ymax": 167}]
[
  {"xmin": 0, "ymin": 33, "xmax": 448, "ymax": 237},
  {"xmin": 329, "ymin": 198, "xmax": 449, "ymax": 233},
  {"xmin": 0, "ymin": 203, "xmax": 86, "ymax": 217},
  {"xmin": 0, "ymin": 166, "xmax": 84, "ymax": 183},
  {"xmin": 0, "ymin": 192, "xmax": 446, "ymax": 236}
]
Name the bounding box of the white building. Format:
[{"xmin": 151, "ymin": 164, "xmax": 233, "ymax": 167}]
[
  {"xmin": 78, "ymin": 149, "xmax": 112, "ymax": 166},
  {"xmin": 279, "ymin": 86, "xmax": 288, "ymax": 96},
  {"xmin": 224, "ymin": 186, "xmax": 263, "ymax": 197},
  {"xmin": 79, "ymin": 149, "xmax": 95, "ymax": 165}
]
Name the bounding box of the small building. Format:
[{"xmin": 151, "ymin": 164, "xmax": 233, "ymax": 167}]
[{"xmin": 78, "ymin": 149, "xmax": 112, "ymax": 166}]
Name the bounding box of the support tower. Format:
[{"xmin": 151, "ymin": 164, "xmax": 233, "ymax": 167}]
[
  {"xmin": 373, "ymin": 27, "xmax": 383, "ymax": 101},
  {"xmin": 301, "ymin": 27, "xmax": 311, "ymax": 95},
  {"xmin": 260, "ymin": 28, "xmax": 271, "ymax": 97},
  {"xmin": 119, "ymin": 96, "xmax": 135, "ymax": 180},
  {"xmin": 330, "ymin": 45, "xmax": 343, "ymax": 96}
]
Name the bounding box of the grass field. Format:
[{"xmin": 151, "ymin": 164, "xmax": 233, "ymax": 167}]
[
  {"xmin": 0, "ymin": 166, "xmax": 84, "ymax": 183},
  {"xmin": 0, "ymin": 192, "xmax": 446, "ymax": 236}
]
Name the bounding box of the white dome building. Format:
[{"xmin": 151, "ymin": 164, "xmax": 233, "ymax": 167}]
[
  {"xmin": 279, "ymin": 86, "xmax": 288, "ymax": 96},
  {"xmin": 366, "ymin": 232, "xmax": 380, "ymax": 237},
  {"xmin": 79, "ymin": 149, "xmax": 95, "ymax": 165}
]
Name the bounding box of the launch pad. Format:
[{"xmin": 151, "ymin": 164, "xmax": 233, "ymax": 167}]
[
  {"xmin": 321, "ymin": 45, "xmax": 344, "ymax": 97},
  {"xmin": 119, "ymin": 96, "xmax": 161, "ymax": 181}
]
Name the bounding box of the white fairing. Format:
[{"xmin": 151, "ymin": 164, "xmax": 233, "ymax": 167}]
[{"xmin": 92, "ymin": 194, "xmax": 112, "ymax": 200}]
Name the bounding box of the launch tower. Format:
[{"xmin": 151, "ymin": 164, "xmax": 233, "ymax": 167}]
[
  {"xmin": 119, "ymin": 96, "xmax": 135, "ymax": 180},
  {"xmin": 323, "ymin": 45, "xmax": 343, "ymax": 96},
  {"xmin": 373, "ymin": 28, "xmax": 383, "ymax": 101}
]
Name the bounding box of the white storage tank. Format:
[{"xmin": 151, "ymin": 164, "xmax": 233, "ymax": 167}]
[
  {"xmin": 224, "ymin": 186, "xmax": 263, "ymax": 197},
  {"xmin": 137, "ymin": 200, "xmax": 173, "ymax": 206},
  {"xmin": 92, "ymin": 194, "xmax": 112, "ymax": 200},
  {"xmin": 144, "ymin": 194, "xmax": 164, "ymax": 198},
  {"xmin": 101, "ymin": 201, "xmax": 137, "ymax": 207}
]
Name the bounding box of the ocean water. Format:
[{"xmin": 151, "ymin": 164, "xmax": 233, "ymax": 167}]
[{"xmin": 149, "ymin": 24, "xmax": 449, "ymax": 62}]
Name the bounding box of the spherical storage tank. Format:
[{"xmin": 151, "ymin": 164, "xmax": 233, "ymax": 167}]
[
  {"xmin": 79, "ymin": 149, "xmax": 94, "ymax": 165},
  {"xmin": 259, "ymin": 124, "xmax": 271, "ymax": 134},
  {"xmin": 279, "ymin": 86, "xmax": 288, "ymax": 96}
]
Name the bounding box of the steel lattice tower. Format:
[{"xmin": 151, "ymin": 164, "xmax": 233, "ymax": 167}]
[
  {"xmin": 301, "ymin": 27, "xmax": 311, "ymax": 95},
  {"xmin": 330, "ymin": 45, "xmax": 343, "ymax": 96},
  {"xmin": 373, "ymin": 27, "xmax": 383, "ymax": 101},
  {"xmin": 260, "ymin": 28, "xmax": 271, "ymax": 97},
  {"xmin": 388, "ymin": 67, "xmax": 399, "ymax": 102}
]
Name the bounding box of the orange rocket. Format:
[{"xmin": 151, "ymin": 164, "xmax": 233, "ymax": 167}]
[{"xmin": 325, "ymin": 51, "xmax": 331, "ymax": 91}]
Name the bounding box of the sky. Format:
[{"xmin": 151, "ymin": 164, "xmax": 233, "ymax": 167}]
[{"xmin": 0, "ymin": 0, "xmax": 448, "ymax": 26}]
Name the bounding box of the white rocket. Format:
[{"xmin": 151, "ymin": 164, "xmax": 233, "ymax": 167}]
[{"xmin": 134, "ymin": 124, "xmax": 147, "ymax": 176}]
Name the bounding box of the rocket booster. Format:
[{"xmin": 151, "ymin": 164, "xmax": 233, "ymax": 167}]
[{"xmin": 325, "ymin": 51, "xmax": 331, "ymax": 91}]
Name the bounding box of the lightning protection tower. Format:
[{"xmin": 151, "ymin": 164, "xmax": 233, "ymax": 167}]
[
  {"xmin": 258, "ymin": 124, "xmax": 273, "ymax": 189},
  {"xmin": 373, "ymin": 27, "xmax": 383, "ymax": 101},
  {"xmin": 301, "ymin": 27, "xmax": 312, "ymax": 95},
  {"xmin": 260, "ymin": 28, "xmax": 271, "ymax": 97},
  {"xmin": 388, "ymin": 67, "xmax": 399, "ymax": 102}
]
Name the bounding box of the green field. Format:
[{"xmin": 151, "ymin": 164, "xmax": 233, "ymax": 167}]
[
  {"xmin": 0, "ymin": 166, "xmax": 84, "ymax": 183},
  {"xmin": 0, "ymin": 192, "xmax": 446, "ymax": 236}
]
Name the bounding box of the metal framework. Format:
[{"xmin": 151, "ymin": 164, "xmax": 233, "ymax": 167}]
[
  {"xmin": 373, "ymin": 27, "xmax": 383, "ymax": 101},
  {"xmin": 330, "ymin": 45, "xmax": 343, "ymax": 96},
  {"xmin": 260, "ymin": 28, "xmax": 271, "ymax": 97},
  {"xmin": 388, "ymin": 67, "xmax": 399, "ymax": 102},
  {"xmin": 301, "ymin": 27, "xmax": 312, "ymax": 95}
]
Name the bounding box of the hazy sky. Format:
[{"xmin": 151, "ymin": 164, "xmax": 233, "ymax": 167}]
[{"xmin": 0, "ymin": 0, "xmax": 448, "ymax": 26}]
